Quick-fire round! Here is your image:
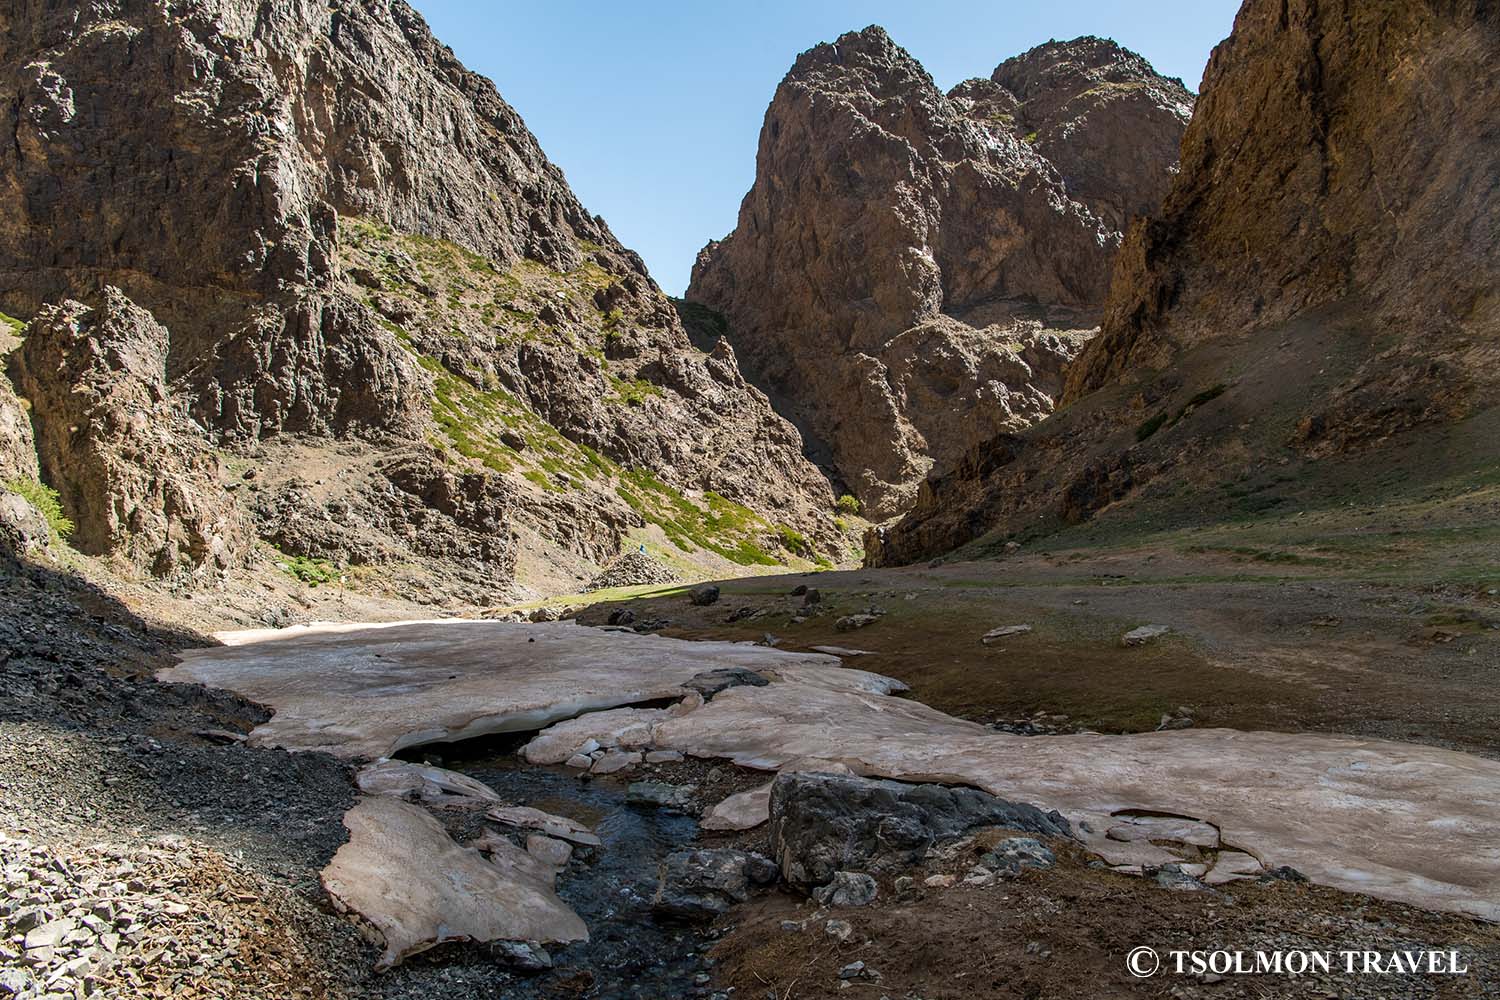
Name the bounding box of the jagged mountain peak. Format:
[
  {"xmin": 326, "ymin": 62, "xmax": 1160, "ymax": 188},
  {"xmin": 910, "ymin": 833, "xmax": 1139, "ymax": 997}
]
[
  {"xmin": 873, "ymin": 0, "xmax": 1500, "ymax": 567},
  {"xmin": 688, "ymin": 26, "xmax": 1190, "ymax": 516},
  {"xmin": 993, "ymin": 35, "xmax": 1192, "ymax": 96}
]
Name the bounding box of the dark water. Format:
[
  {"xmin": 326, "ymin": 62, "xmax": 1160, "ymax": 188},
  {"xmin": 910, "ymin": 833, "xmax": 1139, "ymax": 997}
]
[{"xmin": 422, "ymin": 741, "xmax": 719, "ymax": 999}]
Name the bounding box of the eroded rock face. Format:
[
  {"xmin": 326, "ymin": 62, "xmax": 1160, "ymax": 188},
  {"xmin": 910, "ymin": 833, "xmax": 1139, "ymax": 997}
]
[
  {"xmin": 0, "ymin": 370, "xmax": 36, "ymax": 485},
  {"xmin": 874, "ymin": 1, "xmax": 1500, "ymax": 563},
  {"xmin": 1068, "ymin": 0, "xmax": 1500, "ymax": 401},
  {"xmin": 688, "ymin": 27, "xmax": 1190, "ymax": 515},
  {"xmin": 12, "ymin": 290, "xmax": 251, "ymax": 579},
  {"xmin": 0, "ymin": 0, "xmax": 838, "ymax": 590}
]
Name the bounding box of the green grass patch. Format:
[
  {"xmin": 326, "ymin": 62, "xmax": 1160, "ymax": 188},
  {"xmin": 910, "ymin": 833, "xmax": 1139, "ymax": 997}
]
[
  {"xmin": 776, "ymin": 525, "xmax": 812, "ymax": 558},
  {"xmin": 609, "ymin": 376, "xmax": 663, "ymax": 407},
  {"xmin": 278, "ymin": 555, "xmax": 338, "ymax": 587},
  {"xmin": 337, "ymin": 216, "xmax": 836, "ymax": 571}
]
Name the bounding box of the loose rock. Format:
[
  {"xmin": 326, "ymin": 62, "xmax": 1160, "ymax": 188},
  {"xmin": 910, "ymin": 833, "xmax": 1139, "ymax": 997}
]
[
  {"xmin": 1123, "ymin": 624, "xmax": 1172, "ymax": 646},
  {"xmin": 812, "ymin": 871, "xmax": 878, "ymax": 908}
]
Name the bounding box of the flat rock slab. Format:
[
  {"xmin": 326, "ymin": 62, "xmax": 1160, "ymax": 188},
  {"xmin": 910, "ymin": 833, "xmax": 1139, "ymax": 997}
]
[
  {"xmin": 981, "ymin": 625, "xmax": 1032, "ymax": 644},
  {"xmin": 321, "ymin": 797, "xmax": 587, "ymax": 969},
  {"xmin": 159, "ymin": 619, "xmax": 843, "ymax": 758},
  {"xmin": 1123, "ymin": 624, "xmax": 1172, "ymax": 645},
  {"xmin": 648, "ymin": 676, "xmax": 1500, "ymax": 922},
  {"xmin": 356, "ymin": 759, "xmax": 503, "ymax": 806},
  {"xmin": 486, "ymin": 806, "xmax": 602, "ymax": 848},
  {"xmin": 701, "ymin": 782, "xmax": 774, "ymax": 832}
]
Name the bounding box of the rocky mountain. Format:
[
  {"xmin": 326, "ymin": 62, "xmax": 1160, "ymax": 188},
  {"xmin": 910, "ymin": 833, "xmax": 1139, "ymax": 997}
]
[
  {"xmin": 872, "ymin": 0, "xmax": 1500, "ymax": 565},
  {"xmin": 0, "ymin": 0, "xmax": 840, "ymax": 603},
  {"xmin": 687, "ymin": 28, "xmax": 1192, "ymax": 517}
]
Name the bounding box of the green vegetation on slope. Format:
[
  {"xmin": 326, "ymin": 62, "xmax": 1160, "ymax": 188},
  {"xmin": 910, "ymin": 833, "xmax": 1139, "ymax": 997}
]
[{"xmin": 338, "ymin": 217, "xmax": 819, "ymax": 569}]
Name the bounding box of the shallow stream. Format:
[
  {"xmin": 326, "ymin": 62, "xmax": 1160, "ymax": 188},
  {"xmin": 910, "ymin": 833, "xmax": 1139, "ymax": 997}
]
[{"xmin": 409, "ymin": 740, "xmax": 720, "ymax": 999}]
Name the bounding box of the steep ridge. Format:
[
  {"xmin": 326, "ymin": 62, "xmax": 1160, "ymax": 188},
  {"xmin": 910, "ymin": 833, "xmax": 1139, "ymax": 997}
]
[
  {"xmin": 871, "ymin": 0, "xmax": 1500, "ymax": 566},
  {"xmin": 0, "ymin": 0, "xmax": 838, "ymax": 601},
  {"xmin": 688, "ymin": 27, "xmax": 1191, "ymax": 516}
]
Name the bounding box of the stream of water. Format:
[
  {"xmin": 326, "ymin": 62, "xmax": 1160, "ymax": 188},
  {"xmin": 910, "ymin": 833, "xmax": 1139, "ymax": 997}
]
[{"xmin": 420, "ymin": 743, "xmax": 720, "ymax": 999}]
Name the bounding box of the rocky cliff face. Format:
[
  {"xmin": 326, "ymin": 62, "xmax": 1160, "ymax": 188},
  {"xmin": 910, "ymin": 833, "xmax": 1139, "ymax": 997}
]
[
  {"xmin": 0, "ymin": 0, "xmax": 839, "ymax": 597},
  {"xmin": 14, "ymin": 291, "xmax": 254, "ymax": 580},
  {"xmin": 688, "ymin": 27, "xmax": 1191, "ymax": 516},
  {"xmin": 872, "ymin": 0, "xmax": 1500, "ymax": 565},
  {"xmin": 1066, "ymin": 0, "xmax": 1499, "ymax": 404}
]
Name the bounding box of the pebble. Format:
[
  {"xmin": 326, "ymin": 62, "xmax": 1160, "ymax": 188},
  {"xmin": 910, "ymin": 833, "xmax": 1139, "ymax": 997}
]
[
  {"xmin": 839, "ymin": 960, "xmax": 875, "ymax": 980},
  {"xmin": 813, "ymin": 871, "xmax": 878, "ymax": 907},
  {"xmin": 0, "ymin": 830, "xmax": 273, "ymax": 1000},
  {"xmin": 1123, "ymin": 624, "xmax": 1172, "ymax": 646},
  {"xmin": 590, "ymin": 750, "xmax": 642, "ymax": 774},
  {"xmin": 981, "ymin": 624, "xmax": 1032, "ymax": 644}
]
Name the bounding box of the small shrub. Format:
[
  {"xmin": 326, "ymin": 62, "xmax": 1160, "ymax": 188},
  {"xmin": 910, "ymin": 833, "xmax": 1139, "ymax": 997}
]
[
  {"xmin": 835, "ymin": 494, "xmax": 862, "ymax": 515},
  {"xmin": 1135, "ymin": 412, "xmax": 1169, "ymax": 442},
  {"xmin": 279, "ymin": 555, "xmax": 339, "ymax": 587},
  {"xmin": 776, "ymin": 525, "xmax": 813, "ymax": 558},
  {"xmin": 3, "ymin": 478, "xmax": 73, "ymax": 540}
]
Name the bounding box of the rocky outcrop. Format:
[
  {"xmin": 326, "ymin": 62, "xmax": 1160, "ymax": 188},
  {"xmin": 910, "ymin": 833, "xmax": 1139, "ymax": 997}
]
[
  {"xmin": 1067, "ymin": 0, "xmax": 1499, "ymax": 401},
  {"xmin": 988, "ymin": 37, "xmax": 1194, "ymax": 234},
  {"xmin": 651, "ymin": 848, "xmax": 779, "ymax": 921},
  {"xmin": 0, "ymin": 355, "xmax": 36, "ymax": 487},
  {"xmin": 688, "ymin": 28, "xmax": 1190, "ymax": 515},
  {"xmin": 12, "ymin": 290, "xmax": 252, "ymax": 580},
  {"xmin": 0, "ymin": 0, "xmax": 838, "ymax": 595},
  {"xmin": 872, "ymin": 0, "xmax": 1500, "ymax": 565},
  {"xmin": 249, "ymin": 449, "xmax": 522, "ymax": 603},
  {"xmin": 0, "ymin": 491, "xmax": 50, "ymax": 562}
]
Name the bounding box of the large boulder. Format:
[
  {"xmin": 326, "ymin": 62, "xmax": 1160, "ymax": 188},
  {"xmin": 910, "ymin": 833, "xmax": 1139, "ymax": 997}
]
[
  {"xmin": 766, "ymin": 771, "xmax": 1070, "ymax": 887},
  {"xmin": 12, "ymin": 289, "xmax": 251, "ymax": 580},
  {"xmin": 651, "ymin": 848, "xmax": 778, "ymax": 922},
  {"xmin": 0, "ymin": 490, "xmax": 50, "ymax": 562}
]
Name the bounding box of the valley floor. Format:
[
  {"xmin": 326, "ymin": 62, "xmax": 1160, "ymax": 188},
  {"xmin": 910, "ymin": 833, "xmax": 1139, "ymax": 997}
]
[{"xmin": 1, "ymin": 493, "xmax": 1497, "ymax": 999}]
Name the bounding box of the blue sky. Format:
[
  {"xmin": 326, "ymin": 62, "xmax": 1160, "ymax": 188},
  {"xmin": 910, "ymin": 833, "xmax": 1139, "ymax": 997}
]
[{"xmin": 411, "ymin": 2, "xmax": 1242, "ymax": 296}]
